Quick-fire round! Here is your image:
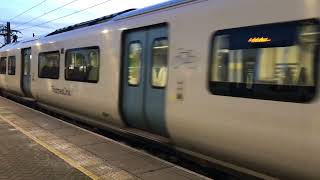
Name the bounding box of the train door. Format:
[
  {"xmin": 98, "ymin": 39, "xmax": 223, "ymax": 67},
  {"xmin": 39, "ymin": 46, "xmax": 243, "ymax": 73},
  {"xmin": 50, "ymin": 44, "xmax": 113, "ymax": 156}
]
[
  {"xmin": 21, "ymin": 47, "xmax": 33, "ymax": 97},
  {"xmin": 121, "ymin": 25, "xmax": 169, "ymax": 137}
]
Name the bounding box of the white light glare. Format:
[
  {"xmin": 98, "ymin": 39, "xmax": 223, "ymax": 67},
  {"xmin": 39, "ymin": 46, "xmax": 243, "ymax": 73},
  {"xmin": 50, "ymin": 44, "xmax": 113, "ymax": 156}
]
[
  {"xmin": 119, "ymin": 27, "xmax": 127, "ymax": 31},
  {"xmin": 102, "ymin": 29, "xmax": 109, "ymax": 34},
  {"xmin": 153, "ymin": 46, "xmax": 169, "ymax": 49}
]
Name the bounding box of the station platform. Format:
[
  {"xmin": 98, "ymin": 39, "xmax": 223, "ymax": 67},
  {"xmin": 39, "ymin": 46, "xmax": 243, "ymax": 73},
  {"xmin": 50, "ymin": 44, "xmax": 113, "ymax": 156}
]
[{"xmin": 0, "ymin": 96, "xmax": 208, "ymax": 180}]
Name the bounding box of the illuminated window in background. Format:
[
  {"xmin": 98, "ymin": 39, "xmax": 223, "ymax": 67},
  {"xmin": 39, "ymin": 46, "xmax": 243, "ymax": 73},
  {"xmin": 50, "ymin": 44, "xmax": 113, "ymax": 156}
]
[
  {"xmin": 152, "ymin": 38, "xmax": 169, "ymax": 88},
  {"xmin": 8, "ymin": 56, "xmax": 15, "ymax": 75},
  {"xmin": 65, "ymin": 47, "xmax": 99, "ymax": 83},
  {"xmin": 0, "ymin": 57, "xmax": 7, "ymax": 74},
  {"xmin": 210, "ymin": 20, "xmax": 319, "ymax": 102},
  {"xmin": 128, "ymin": 42, "xmax": 142, "ymax": 86},
  {"xmin": 38, "ymin": 51, "xmax": 60, "ymax": 79}
]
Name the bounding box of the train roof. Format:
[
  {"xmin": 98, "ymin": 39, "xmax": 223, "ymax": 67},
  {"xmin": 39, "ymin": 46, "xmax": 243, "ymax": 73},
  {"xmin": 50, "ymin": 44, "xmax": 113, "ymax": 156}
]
[
  {"xmin": 0, "ymin": 0, "xmax": 200, "ymax": 51},
  {"xmin": 113, "ymin": 0, "xmax": 198, "ymax": 21},
  {"xmin": 45, "ymin": 0, "xmax": 199, "ymax": 36},
  {"xmin": 0, "ymin": 36, "xmax": 41, "ymax": 51},
  {"xmin": 46, "ymin": 9, "xmax": 135, "ymax": 37}
]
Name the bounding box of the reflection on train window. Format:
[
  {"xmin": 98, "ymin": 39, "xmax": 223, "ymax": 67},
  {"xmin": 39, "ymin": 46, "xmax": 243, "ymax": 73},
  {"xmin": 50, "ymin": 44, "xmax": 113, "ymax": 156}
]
[
  {"xmin": 0, "ymin": 57, "xmax": 7, "ymax": 74},
  {"xmin": 152, "ymin": 38, "xmax": 169, "ymax": 88},
  {"xmin": 38, "ymin": 51, "xmax": 60, "ymax": 79},
  {"xmin": 65, "ymin": 47, "xmax": 99, "ymax": 83},
  {"xmin": 8, "ymin": 56, "xmax": 16, "ymax": 75},
  {"xmin": 210, "ymin": 20, "xmax": 319, "ymax": 102},
  {"xmin": 128, "ymin": 42, "xmax": 142, "ymax": 86}
]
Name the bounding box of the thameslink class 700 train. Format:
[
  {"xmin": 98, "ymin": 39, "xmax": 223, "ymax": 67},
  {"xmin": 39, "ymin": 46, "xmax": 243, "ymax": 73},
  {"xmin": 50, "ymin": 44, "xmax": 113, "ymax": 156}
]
[{"xmin": 0, "ymin": 0, "xmax": 320, "ymax": 179}]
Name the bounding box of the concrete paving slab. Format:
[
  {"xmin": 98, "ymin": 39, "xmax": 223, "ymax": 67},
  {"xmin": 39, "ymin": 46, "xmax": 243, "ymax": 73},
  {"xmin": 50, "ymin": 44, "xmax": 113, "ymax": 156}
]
[
  {"xmin": 83, "ymin": 141, "xmax": 133, "ymax": 160},
  {"xmin": 50, "ymin": 127, "xmax": 87, "ymax": 137},
  {"xmin": 139, "ymin": 166, "xmax": 206, "ymax": 180},
  {"xmin": 65, "ymin": 133, "xmax": 108, "ymax": 146},
  {"xmin": 107, "ymin": 153, "xmax": 171, "ymax": 174}
]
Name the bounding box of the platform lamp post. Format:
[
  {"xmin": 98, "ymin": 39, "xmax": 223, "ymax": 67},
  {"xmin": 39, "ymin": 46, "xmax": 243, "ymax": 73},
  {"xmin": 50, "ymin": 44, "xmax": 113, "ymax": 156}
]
[{"xmin": 0, "ymin": 22, "xmax": 22, "ymax": 47}]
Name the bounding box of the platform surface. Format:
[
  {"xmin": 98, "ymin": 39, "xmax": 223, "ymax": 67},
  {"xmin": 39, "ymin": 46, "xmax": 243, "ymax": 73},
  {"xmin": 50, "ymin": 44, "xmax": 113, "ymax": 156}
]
[
  {"xmin": 0, "ymin": 118, "xmax": 90, "ymax": 180},
  {"xmin": 0, "ymin": 96, "xmax": 208, "ymax": 180}
]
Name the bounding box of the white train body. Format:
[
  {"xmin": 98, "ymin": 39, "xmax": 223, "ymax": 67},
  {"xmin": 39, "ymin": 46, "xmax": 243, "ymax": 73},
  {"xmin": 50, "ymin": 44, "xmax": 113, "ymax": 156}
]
[{"xmin": 1, "ymin": 0, "xmax": 320, "ymax": 179}]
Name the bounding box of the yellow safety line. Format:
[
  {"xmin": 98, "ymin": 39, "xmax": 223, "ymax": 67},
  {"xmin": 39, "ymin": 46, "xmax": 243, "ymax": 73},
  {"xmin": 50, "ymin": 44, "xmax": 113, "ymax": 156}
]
[{"xmin": 0, "ymin": 114, "xmax": 100, "ymax": 180}]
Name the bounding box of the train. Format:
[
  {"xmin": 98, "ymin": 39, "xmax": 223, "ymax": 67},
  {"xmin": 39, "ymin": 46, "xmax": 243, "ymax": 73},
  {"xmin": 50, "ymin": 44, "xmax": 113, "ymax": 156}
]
[{"xmin": 0, "ymin": 0, "xmax": 319, "ymax": 179}]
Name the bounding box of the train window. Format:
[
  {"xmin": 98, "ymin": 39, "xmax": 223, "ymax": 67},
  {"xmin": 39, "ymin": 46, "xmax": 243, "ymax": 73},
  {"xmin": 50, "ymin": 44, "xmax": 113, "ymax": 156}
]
[
  {"xmin": 0, "ymin": 57, "xmax": 7, "ymax": 74},
  {"xmin": 8, "ymin": 56, "xmax": 16, "ymax": 75},
  {"xmin": 65, "ymin": 47, "xmax": 99, "ymax": 83},
  {"xmin": 38, "ymin": 51, "xmax": 60, "ymax": 79},
  {"xmin": 128, "ymin": 42, "xmax": 142, "ymax": 86},
  {"xmin": 151, "ymin": 38, "xmax": 169, "ymax": 88},
  {"xmin": 209, "ymin": 19, "xmax": 319, "ymax": 103}
]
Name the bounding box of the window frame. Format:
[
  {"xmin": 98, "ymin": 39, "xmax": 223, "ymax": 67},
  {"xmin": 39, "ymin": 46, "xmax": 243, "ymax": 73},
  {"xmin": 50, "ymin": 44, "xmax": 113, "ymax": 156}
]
[
  {"xmin": 64, "ymin": 46, "xmax": 100, "ymax": 83},
  {"xmin": 150, "ymin": 37, "xmax": 169, "ymax": 89},
  {"xmin": 0, "ymin": 57, "xmax": 7, "ymax": 74},
  {"xmin": 38, "ymin": 51, "xmax": 60, "ymax": 79},
  {"xmin": 208, "ymin": 19, "xmax": 320, "ymax": 103},
  {"xmin": 127, "ymin": 41, "xmax": 142, "ymax": 87},
  {"xmin": 7, "ymin": 56, "xmax": 16, "ymax": 75}
]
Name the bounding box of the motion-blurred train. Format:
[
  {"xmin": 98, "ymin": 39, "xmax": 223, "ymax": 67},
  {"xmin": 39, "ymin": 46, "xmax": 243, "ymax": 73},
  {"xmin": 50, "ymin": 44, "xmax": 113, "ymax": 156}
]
[{"xmin": 0, "ymin": 0, "xmax": 319, "ymax": 179}]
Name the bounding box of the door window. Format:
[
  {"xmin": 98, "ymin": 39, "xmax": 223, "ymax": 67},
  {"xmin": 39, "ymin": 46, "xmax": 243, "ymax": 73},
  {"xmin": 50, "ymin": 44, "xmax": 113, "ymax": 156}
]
[
  {"xmin": 128, "ymin": 42, "xmax": 142, "ymax": 86},
  {"xmin": 151, "ymin": 38, "xmax": 169, "ymax": 88},
  {"xmin": 23, "ymin": 53, "xmax": 30, "ymax": 76}
]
